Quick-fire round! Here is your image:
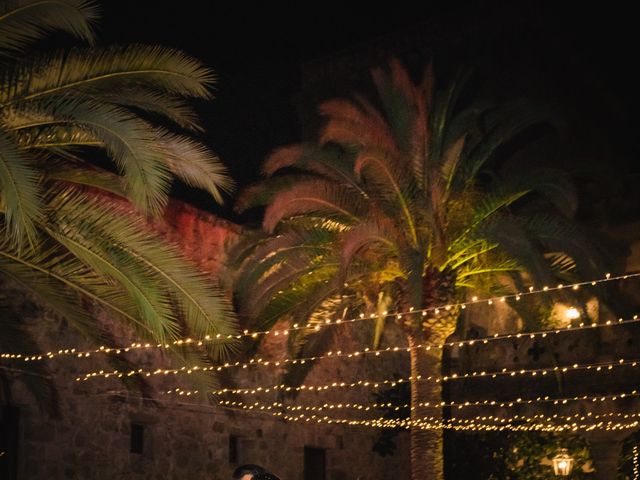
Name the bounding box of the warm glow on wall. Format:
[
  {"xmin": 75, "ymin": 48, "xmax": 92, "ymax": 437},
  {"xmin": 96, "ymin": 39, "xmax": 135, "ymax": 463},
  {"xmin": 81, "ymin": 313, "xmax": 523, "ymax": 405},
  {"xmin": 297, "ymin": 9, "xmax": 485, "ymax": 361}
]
[{"xmin": 565, "ymin": 307, "xmax": 581, "ymax": 320}]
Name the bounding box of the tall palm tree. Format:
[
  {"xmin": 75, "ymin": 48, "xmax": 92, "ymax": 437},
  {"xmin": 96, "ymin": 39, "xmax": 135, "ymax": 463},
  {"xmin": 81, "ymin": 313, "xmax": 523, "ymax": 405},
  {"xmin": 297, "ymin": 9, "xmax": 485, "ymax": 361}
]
[
  {"xmin": 0, "ymin": 0, "xmax": 238, "ymax": 405},
  {"xmin": 231, "ymin": 60, "xmax": 609, "ymax": 479}
]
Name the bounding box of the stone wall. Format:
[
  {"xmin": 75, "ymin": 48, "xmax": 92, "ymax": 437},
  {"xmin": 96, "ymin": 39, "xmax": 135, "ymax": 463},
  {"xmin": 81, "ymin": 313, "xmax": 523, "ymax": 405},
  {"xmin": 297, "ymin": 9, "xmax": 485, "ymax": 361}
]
[
  {"xmin": 2, "ymin": 201, "xmax": 411, "ymax": 479},
  {"xmin": 17, "ymin": 389, "xmax": 408, "ymax": 480}
]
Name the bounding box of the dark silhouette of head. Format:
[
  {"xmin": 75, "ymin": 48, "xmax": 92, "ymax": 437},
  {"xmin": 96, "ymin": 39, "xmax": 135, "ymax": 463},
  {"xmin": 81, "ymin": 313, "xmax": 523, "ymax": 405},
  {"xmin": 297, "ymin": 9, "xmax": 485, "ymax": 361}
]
[
  {"xmin": 254, "ymin": 474, "xmax": 281, "ymax": 480},
  {"xmin": 233, "ymin": 464, "xmax": 267, "ymax": 480}
]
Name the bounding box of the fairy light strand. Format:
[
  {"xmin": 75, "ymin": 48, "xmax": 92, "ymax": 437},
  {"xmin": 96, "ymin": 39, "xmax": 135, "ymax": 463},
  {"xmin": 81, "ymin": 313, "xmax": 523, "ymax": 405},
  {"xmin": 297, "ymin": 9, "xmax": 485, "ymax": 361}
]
[
  {"xmin": 145, "ymin": 356, "xmax": 640, "ymax": 395},
  {"xmin": 169, "ymin": 386, "xmax": 640, "ymax": 411},
  {"xmin": 2, "ymin": 272, "xmax": 637, "ymax": 363},
  {"xmin": 215, "ymin": 399, "xmax": 640, "ymax": 425},
  {"xmin": 217, "ymin": 404, "xmax": 640, "ymax": 433},
  {"xmin": 73, "ymin": 314, "xmax": 640, "ymax": 382},
  {"xmin": 77, "ymin": 389, "xmax": 640, "ymax": 434}
]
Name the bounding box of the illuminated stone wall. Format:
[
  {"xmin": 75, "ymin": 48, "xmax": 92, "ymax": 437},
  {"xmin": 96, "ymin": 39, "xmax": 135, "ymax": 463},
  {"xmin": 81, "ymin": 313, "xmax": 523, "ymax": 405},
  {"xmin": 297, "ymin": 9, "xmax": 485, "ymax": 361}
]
[{"xmin": 5, "ymin": 201, "xmax": 410, "ymax": 480}]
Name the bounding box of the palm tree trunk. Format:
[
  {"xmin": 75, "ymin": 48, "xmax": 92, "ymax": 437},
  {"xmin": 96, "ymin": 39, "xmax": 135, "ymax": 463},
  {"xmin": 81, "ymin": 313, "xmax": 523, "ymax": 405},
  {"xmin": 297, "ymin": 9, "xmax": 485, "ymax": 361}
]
[{"xmin": 408, "ymin": 332, "xmax": 443, "ymax": 480}]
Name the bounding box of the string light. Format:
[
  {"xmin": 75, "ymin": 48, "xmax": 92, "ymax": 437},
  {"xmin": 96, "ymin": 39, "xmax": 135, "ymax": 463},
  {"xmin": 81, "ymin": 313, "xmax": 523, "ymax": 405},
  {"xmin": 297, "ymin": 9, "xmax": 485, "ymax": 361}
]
[
  {"xmin": 217, "ymin": 397, "xmax": 637, "ymax": 432},
  {"xmin": 75, "ymin": 389, "xmax": 640, "ymax": 434},
  {"xmin": 73, "ymin": 314, "xmax": 640, "ymax": 382},
  {"xmin": 2, "ymin": 273, "xmax": 637, "ymax": 363},
  {"xmin": 634, "ymin": 444, "xmax": 639, "ymax": 480},
  {"xmin": 189, "ymin": 387, "xmax": 640, "ymax": 411},
  {"xmin": 168, "ymin": 383, "xmax": 640, "ymax": 411},
  {"xmin": 16, "ymin": 311, "xmax": 638, "ymax": 369},
  {"xmin": 216, "ymin": 399, "xmax": 640, "ymax": 425},
  {"xmin": 150, "ymin": 356, "xmax": 639, "ymax": 395},
  {"xmin": 216, "ymin": 405, "xmax": 640, "ymax": 433}
]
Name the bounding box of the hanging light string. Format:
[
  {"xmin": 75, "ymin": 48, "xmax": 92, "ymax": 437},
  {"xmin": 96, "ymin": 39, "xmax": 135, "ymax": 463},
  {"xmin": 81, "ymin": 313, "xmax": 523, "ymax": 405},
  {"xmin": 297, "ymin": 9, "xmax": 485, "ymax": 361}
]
[
  {"xmin": 77, "ymin": 389, "xmax": 640, "ymax": 433},
  {"xmin": 75, "ymin": 350, "xmax": 640, "ymax": 385},
  {"xmin": 2, "ymin": 272, "xmax": 637, "ymax": 363},
  {"xmin": 73, "ymin": 314, "xmax": 640, "ymax": 382},
  {"xmin": 144, "ymin": 355, "xmax": 640, "ymax": 395},
  {"xmin": 634, "ymin": 444, "xmax": 639, "ymax": 480},
  {"xmin": 10, "ymin": 315, "xmax": 640, "ymax": 376},
  {"xmin": 278, "ymin": 411, "xmax": 640, "ymax": 433},
  {"xmin": 168, "ymin": 385, "xmax": 640, "ymax": 411},
  {"xmin": 223, "ymin": 399, "xmax": 640, "ymax": 432},
  {"xmin": 216, "ymin": 398, "xmax": 640, "ymax": 425},
  {"xmin": 217, "ymin": 403, "xmax": 640, "ymax": 432},
  {"xmin": 217, "ymin": 399, "xmax": 640, "ymax": 433}
]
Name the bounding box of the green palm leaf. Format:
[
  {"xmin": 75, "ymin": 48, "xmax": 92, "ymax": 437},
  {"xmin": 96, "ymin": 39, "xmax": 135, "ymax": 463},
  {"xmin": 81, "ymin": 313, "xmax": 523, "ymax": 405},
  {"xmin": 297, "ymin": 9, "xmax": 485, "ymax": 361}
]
[
  {"xmin": 158, "ymin": 133, "xmax": 234, "ymax": 204},
  {"xmin": 0, "ymin": 0, "xmax": 97, "ymax": 54},
  {"xmin": 47, "ymin": 190, "xmax": 239, "ymax": 348},
  {"xmin": 0, "ymin": 127, "xmax": 40, "ymax": 246},
  {"xmin": 1, "ymin": 44, "xmax": 214, "ymax": 105}
]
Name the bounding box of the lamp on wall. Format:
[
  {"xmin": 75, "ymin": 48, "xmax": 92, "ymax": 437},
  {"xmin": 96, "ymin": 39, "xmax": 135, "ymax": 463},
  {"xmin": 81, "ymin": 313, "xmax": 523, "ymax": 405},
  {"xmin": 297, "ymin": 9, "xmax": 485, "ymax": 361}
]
[{"xmin": 552, "ymin": 448, "xmax": 574, "ymax": 476}]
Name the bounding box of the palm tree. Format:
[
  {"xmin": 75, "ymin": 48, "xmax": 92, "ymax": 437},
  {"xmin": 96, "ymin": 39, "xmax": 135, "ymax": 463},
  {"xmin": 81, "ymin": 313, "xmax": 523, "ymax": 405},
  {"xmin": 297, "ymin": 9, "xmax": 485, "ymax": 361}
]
[
  {"xmin": 0, "ymin": 0, "xmax": 238, "ymax": 405},
  {"xmin": 231, "ymin": 60, "xmax": 609, "ymax": 479}
]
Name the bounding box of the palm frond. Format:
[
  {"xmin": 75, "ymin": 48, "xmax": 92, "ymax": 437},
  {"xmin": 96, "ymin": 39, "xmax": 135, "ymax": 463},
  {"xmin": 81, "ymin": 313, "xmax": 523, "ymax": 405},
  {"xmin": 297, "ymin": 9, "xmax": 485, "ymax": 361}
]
[
  {"xmin": 450, "ymin": 189, "xmax": 529, "ymax": 248},
  {"xmin": 354, "ymin": 149, "xmax": 418, "ymax": 246},
  {"xmin": 47, "ymin": 191, "xmax": 239, "ymax": 354},
  {"xmin": 518, "ymin": 214, "xmax": 613, "ymax": 281},
  {"xmin": 445, "ymin": 239, "xmax": 498, "ymax": 271},
  {"xmin": 545, "ymin": 252, "xmax": 577, "ymax": 275},
  {"xmin": 0, "ymin": 250, "xmax": 98, "ymax": 338},
  {"xmin": 454, "ymin": 103, "xmax": 552, "ymax": 191},
  {"xmin": 262, "ymin": 180, "xmax": 362, "ymax": 232},
  {"xmin": 233, "ymin": 228, "xmax": 334, "ymax": 301},
  {"xmin": 1, "ymin": 44, "xmax": 214, "ymax": 105},
  {"xmin": 318, "ymin": 98, "xmax": 397, "ymax": 154},
  {"xmin": 263, "ymin": 143, "xmax": 367, "ymax": 196},
  {"xmin": 34, "ymin": 100, "xmax": 172, "ymax": 215},
  {"xmin": 429, "ymin": 70, "xmax": 470, "ymax": 166},
  {"xmin": 46, "ymin": 226, "xmax": 180, "ymax": 343},
  {"xmin": 0, "ymin": 0, "xmax": 98, "ymax": 54},
  {"xmin": 370, "ymin": 59, "xmax": 422, "ymax": 158},
  {"xmin": 339, "ymin": 222, "xmax": 396, "ymax": 283},
  {"xmin": 245, "ymin": 258, "xmax": 338, "ymax": 326},
  {"xmin": 479, "ymin": 216, "xmax": 555, "ymax": 287},
  {"xmin": 11, "ymin": 122, "xmax": 101, "ymax": 150},
  {"xmin": 96, "ymin": 89, "xmax": 203, "ymax": 131},
  {"xmin": 157, "ymin": 133, "xmax": 234, "ymax": 204},
  {"xmin": 45, "ymin": 165, "xmax": 127, "ymax": 197},
  {"xmin": 0, "ymin": 127, "xmax": 40, "ymax": 246},
  {"xmin": 503, "ymin": 167, "xmax": 578, "ymax": 218},
  {"xmin": 257, "ymin": 272, "xmax": 342, "ymax": 334},
  {"xmin": 235, "ymin": 174, "xmax": 321, "ymax": 214},
  {"xmin": 456, "ymin": 257, "xmax": 521, "ymax": 280},
  {"xmin": 0, "ymin": 238, "xmax": 162, "ymax": 339},
  {"xmin": 440, "ymin": 135, "xmax": 466, "ymax": 203}
]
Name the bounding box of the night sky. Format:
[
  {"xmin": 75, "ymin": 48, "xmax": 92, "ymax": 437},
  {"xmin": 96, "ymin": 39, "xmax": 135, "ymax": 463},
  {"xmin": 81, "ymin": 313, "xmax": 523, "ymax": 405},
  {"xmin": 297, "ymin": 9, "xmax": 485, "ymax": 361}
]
[{"xmin": 98, "ymin": 1, "xmax": 639, "ymax": 224}]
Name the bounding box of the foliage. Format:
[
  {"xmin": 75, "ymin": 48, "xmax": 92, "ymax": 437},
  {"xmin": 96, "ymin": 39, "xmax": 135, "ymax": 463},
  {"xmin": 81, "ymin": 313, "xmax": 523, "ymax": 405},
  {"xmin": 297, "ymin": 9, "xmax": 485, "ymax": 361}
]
[
  {"xmin": 496, "ymin": 432, "xmax": 593, "ymax": 479},
  {"xmin": 617, "ymin": 430, "xmax": 640, "ymax": 479},
  {"xmin": 229, "ymin": 58, "xmax": 616, "ymax": 480},
  {"xmin": 447, "ymin": 431, "xmax": 594, "ymax": 479},
  {"xmin": 0, "ymin": 0, "xmax": 238, "ymax": 408},
  {"xmin": 230, "ymin": 58, "xmax": 611, "ymax": 388},
  {"xmin": 371, "ymin": 381, "xmax": 411, "ymax": 457}
]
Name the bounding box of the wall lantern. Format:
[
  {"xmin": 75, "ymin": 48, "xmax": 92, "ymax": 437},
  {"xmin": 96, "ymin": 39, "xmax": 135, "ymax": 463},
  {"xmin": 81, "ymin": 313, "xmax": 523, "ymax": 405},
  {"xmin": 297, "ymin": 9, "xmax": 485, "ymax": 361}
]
[{"xmin": 552, "ymin": 448, "xmax": 574, "ymax": 476}]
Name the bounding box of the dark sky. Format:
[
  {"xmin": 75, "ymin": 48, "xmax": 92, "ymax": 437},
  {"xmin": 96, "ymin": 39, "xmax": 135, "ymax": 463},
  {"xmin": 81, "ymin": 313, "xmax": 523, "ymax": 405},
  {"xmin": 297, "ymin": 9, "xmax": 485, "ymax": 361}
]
[{"xmin": 98, "ymin": 1, "xmax": 639, "ymax": 224}]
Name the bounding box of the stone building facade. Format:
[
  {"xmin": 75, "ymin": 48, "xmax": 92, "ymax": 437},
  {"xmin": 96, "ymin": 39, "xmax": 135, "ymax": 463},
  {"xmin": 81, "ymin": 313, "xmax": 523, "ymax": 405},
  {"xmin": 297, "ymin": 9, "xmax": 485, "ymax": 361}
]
[
  {"xmin": 0, "ymin": 201, "xmax": 410, "ymax": 480},
  {"xmin": 2, "ymin": 197, "xmax": 640, "ymax": 479}
]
